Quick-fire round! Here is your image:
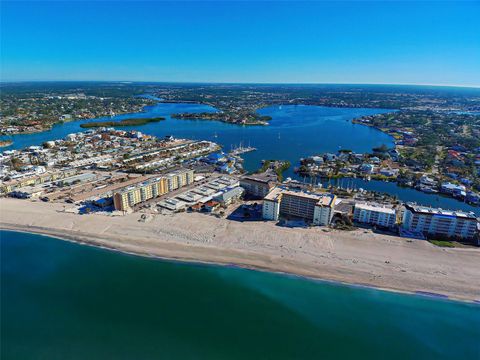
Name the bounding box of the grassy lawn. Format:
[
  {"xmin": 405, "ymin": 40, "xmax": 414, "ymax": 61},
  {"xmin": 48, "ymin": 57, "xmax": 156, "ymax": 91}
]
[{"xmin": 428, "ymin": 240, "xmax": 456, "ymax": 248}]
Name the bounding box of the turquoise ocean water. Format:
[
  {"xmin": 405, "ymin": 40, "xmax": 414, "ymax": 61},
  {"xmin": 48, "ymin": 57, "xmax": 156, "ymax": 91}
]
[{"xmin": 1, "ymin": 230, "xmax": 479, "ymax": 359}]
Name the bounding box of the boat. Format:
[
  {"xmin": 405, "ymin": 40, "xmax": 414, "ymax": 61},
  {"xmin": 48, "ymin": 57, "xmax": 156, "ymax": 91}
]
[{"xmin": 417, "ymin": 185, "xmax": 439, "ymax": 194}]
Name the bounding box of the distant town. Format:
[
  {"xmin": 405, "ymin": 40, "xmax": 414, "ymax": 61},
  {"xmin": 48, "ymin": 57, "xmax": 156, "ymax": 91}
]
[{"xmin": 0, "ymin": 84, "xmax": 156, "ymax": 135}]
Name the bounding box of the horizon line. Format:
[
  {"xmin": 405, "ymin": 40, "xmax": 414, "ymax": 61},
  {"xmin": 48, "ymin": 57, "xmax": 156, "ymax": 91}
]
[{"xmin": 1, "ymin": 80, "xmax": 479, "ymax": 89}]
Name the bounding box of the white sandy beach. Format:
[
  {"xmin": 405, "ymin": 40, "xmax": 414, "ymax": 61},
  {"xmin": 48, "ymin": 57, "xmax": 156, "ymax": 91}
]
[{"xmin": 1, "ymin": 198, "xmax": 479, "ymax": 302}]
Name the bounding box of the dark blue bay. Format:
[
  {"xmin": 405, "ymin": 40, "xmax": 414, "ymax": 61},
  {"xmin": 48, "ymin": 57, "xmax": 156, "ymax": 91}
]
[{"xmin": 1, "ymin": 101, "xmax": 478, "ymax": 214}]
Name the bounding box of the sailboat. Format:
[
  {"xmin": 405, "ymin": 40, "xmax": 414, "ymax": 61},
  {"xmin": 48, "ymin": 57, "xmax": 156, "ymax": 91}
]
[{"xmin": 213, "ymin": 132, "xmax": 218, "ymax": 138}]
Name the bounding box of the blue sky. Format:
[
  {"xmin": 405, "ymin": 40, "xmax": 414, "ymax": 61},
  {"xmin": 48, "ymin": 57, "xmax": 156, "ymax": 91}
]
[{"xmin": 1, "ymin": 1, "xmax": 479, "ymax": 86}]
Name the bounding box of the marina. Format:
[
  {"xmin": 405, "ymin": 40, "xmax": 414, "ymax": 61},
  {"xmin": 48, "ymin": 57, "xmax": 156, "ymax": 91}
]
[{"xmin": 229, "ymin": 142, "xmax": 257, "ymax": 156}]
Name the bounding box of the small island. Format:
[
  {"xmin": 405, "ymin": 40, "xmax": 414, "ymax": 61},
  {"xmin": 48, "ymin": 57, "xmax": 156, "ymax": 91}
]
[
  {"xmin": 0, "ymin": 140, "xmax": 13, "ymax": 148},
  {"xmin": 171, "ymin": 112, "xmax": 272, "ymax": 126},
  {"xmin": 256, "ymin": 159, "xmax": 291, "ymax": 181},
  {"xmin": 80, "ymin": 117, "xmax": 165, "ymax": 128}
]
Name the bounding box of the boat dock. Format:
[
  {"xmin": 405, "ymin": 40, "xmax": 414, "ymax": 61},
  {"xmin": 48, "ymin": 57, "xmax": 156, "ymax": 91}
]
[{"xmin": 229, "ymin": 142, "xmax": 257, "ymax": 156}]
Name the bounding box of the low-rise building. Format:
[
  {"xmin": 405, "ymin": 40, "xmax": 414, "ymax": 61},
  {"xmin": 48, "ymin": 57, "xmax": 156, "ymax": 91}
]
[
  {"xmin": 205, "ymin": 180, "xmax": 228, "ymax": 191},
  {"xmin": 1, "ymin": 169, "xmax": 78, "ymax": 194},
  {"xmin": 192, "ymin": 186, "xmax": 216, "ymax": 197},
  {"xmin": 216, "ymin": 176, "xmax": 240, "ymax": 187},
  {"xmin": 203, "ymin": 200, "xmax": 220, "ymax": 212},
  {"xmin": 212, "ymin": 186, "xmax": 244, "ymax": 206},
  {"xmin": 54, "ymin": 172, "xmax": 97, "ymax": 187},
  {"xmin": 440, "ymin": 182, "xmax": 466, "ymax": 196},
  {"xmin": 359, "ymin": 163, "xmax": 374, "ymax": 173},
  {"xmin": 176, "ymin": 191, "xmax": 204, "ymax": 204},
  {"xmin": 402, "ymin": 203, "xmax": 478, "ymax": 241},
  {"xmin": 353, "ymin": 202, "xmax": 397, "ymax": 228},
  {"xmin": 157, "ymin": 198, "xmax": 187, "ymax": 211},
  {"xmin": 9, "ymin": 186, "xmax": 44, "ymax": 199},
  {"xmin": 420, "ymin": 174, "xmax": 437, "ymax": 187}
]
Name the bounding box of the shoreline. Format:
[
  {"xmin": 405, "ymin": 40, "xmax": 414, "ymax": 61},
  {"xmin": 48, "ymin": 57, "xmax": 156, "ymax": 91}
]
[
  {"xmin": 9, "ymin": 100, "xmax": 472, "ymax": 210},
  {"xmin": 1, "ymin": 225, "xmax": 470, "ymax": 304},
  {"xmin": 1, "ymin": 198, "xmax": 479, "ymax": 303},
  {"xmin": 0, "ymin": 101, "xmax": 157, "ymax": 138}
]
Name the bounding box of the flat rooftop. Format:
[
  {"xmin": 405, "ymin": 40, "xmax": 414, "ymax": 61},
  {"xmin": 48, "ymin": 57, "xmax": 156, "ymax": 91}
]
[
  {"xmin": 355, "ymin": 202, "xmax": 396, "ymax": 214},
  {"xmin": 265, "ymin": 187, "xmax": 335, "ymax": 207},
  {"xmin": 405, "ymin": 203, "xmax": 477, "ymax": 219},
  {"xmin": 241, "ymin": 174, "xmax": 276, "ymax": 184},
  {"xmin": 264, "ymin": 187, "xmax": 284, "ymax": 201}
]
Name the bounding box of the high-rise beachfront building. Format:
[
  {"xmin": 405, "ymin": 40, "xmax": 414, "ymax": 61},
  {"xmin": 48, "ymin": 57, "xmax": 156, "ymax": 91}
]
[
  {"xmin": 402, "ymin": 203, "xmax": 478, "ymax": 241},
  {"xmin": 166, "ymin": 169, "xmax": 194, "ymax": 192},
  {"xmin": 113, "ymin": 177, "xmax": 168, "ymax": 211},
  {"xmin": 240, "ymin": 175, "xmax": 276, "ymax": 199},
  {"xmin": 113, "ymin": 169, "xmax": 195, "ymax": 211},
  {"xmin": 262, "ymin": 187, "xmax": 336, "ymax": 226}
]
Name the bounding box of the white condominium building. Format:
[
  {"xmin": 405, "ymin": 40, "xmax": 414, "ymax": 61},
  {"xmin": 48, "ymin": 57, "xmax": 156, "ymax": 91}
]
[
  {"xmin": 353, "ymin": 202, "xmax": 397, "ymax": 228},
  {"xmin": 263, "ymin": 187, "xmax": 336, "ymax": 226},
  {"xmin": 402, "ymin": 203, "xmax": 478, "ymax": 240}
]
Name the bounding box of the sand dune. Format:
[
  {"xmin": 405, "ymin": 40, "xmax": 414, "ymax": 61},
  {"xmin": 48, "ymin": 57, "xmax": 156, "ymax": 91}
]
[{"xmin": 1, "ymin": 198, "xmax": 479, "ymax": 302}]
